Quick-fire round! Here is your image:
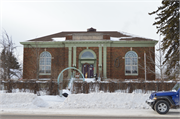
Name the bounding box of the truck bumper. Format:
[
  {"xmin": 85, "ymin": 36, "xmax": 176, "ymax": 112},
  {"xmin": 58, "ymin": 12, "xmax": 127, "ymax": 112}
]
[{"xmin": 146, "ymin": 99, "xmax": 155, "ymax": 107}]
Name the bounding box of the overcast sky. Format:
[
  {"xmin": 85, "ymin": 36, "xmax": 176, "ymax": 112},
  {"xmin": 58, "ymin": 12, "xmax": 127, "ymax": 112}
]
[{"xmin": 1, "ymin": 0, "xmax": 162, "ymax": 63}]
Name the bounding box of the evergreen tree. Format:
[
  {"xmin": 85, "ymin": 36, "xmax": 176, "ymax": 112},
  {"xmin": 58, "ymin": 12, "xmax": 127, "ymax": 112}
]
[
  {"xmin": 0, "ymin": 31, "xmax": 21, "ymax": 80},
  {"xmin": 149, "ymin": 0, "xmax": 179, "ymax": 79}
]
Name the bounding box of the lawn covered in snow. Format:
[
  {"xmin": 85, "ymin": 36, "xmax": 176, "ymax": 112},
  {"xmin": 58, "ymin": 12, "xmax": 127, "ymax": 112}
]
[{"xmin": 0, "ymin": 91, "xmax": 150, "ymax": 110}]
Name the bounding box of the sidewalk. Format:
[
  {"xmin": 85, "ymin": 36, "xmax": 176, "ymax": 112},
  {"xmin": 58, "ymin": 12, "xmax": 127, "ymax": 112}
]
[{"xmin": 1, "ymin": 108, "xmax": 180, "ymax": 117}]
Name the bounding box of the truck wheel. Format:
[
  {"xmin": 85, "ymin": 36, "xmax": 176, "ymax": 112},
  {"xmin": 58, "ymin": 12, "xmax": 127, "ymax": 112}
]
[
  {"xmin": 152, "ymin": 105, "xmax": 155, "ymax": 111},
  {"xmin": 155, "ymin": 100, "xmax": 169, "ymax": 114}
]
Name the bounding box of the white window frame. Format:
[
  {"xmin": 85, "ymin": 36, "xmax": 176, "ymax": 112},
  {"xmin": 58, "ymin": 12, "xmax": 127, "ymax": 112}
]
[
  {"xmin": 39, "ymin": 51, "xmax": 51, "ymax": 75},
  {"xmin": 125, "ymin": 51, "xmax": 138, "ymax": 76}
]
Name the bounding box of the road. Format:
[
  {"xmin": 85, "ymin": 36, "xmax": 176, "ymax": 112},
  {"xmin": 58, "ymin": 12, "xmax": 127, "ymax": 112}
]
[
  {"xmin": 1, "ymin": 115, "xmax": 180, "ymax": 119},
  {"xmin": 1, "ymin": 108, "xmax": 180, "ymax": 118}
]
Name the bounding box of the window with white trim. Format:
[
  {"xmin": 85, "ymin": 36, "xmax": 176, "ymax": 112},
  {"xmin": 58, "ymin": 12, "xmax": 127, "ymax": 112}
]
[
  {"xmin": 125, "ymin": 51, "xmax": 138, "ymax": 75},
  {"xmin": 39, "ymin": 51, "xmax": 51, "ymax": 74}
]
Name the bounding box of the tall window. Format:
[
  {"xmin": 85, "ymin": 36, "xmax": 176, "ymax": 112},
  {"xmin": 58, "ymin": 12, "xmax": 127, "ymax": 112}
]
[
  {"xmin": 125, "ymin": 51, "xmax": 138, "ymax": 75},
  {"xmin": 39, "ymin": 51, "xmax": 51, "ymax": 74}
]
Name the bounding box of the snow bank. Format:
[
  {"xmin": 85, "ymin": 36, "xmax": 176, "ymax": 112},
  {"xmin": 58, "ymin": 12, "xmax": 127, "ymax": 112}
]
[
  {"xmin": 32, "ymin": 96, "xmax": 48, "ymax": 107},
  {"xmin": 62, "ymin": 92, "xmax": 150, "ymax": 109},
  {"xmin": 0, "ymin": 93, "xmax": 48, "ymax": 108},
  {"xmin": 0, "ymin": 93, "xmax": 36, "ymax": 104},
  {"xmin": 0, "ymin": 92, "xmax": 150, "ymax": 109}
]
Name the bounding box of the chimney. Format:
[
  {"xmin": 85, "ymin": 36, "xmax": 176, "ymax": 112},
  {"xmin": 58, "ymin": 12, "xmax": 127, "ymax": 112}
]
[{"xmin": 87, "ymin": 27, "xmax": 96, "ymax": 32}]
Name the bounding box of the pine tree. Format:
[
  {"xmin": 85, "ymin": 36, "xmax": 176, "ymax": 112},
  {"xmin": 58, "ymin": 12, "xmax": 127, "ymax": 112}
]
[
  {"xmin": 0, "ymin": 31, "xmax": 21, "ymax": 80},
  {"xmin": 149, "ymin": 0, "xmax": 179, "ymax": 79}
]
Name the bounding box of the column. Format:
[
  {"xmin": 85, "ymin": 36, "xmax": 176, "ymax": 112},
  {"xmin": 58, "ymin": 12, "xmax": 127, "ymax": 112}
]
[
  {"xmin": 73, "ymin": 46, "xmax": 76, "ymax": 77},
  {"xmin": 68, "ymin": 47, "xmax": 72, "ymax": 78},
  {"xmin": 73, "ymin": 46, "xmax": 76, "ymax": 67},
  {"xmin": 98, "ymin": 45, "xmax": 102, "ymax": 79},
  {"xmin": 103, "ymin": 45, "xmax": 107, "ymax": 79}
]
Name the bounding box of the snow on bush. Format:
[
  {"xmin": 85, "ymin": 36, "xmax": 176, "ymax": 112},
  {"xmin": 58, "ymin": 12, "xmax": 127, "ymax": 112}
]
[{"xmin": 62, "ymin": 92, "xmax": 150, "ymax": 109}]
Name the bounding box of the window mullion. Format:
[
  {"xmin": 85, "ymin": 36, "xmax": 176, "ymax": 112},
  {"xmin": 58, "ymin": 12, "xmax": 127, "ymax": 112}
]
[
  {"xmin": 130, "ymin": 57, "xmax": 132, "ymax": 74},
  {"xmin": 45, "ymin": 57, "xmax": 47, "ymax": 73}
]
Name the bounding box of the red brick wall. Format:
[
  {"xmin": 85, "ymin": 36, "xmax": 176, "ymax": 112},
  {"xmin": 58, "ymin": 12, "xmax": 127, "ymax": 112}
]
[
  {"xmin": 23, "ymin": 47, "xmax": 68, "ymax": 79},
  {"xmin": 66, "ymin": 35, "xmax": 72, "ymax": 40},
  {"xmin": 107, "ymin": 47, "xmax": 155, "ymax": 80},
  {"xmin": 103, "ymin": 35, "xmax": 110, "ymax": 40},
  {"xmin": 23, "ymin": 46, "xmax": 155, "ymax": 80}
]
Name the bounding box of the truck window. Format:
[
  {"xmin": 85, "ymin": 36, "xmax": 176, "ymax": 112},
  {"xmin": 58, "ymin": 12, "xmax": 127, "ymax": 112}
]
[{"xmin": 172, "ymin": 83, "xmax": 180, "ymax": 91}]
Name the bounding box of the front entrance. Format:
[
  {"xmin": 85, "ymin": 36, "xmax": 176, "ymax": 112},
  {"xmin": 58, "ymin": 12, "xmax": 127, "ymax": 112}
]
[{"xmin": 82, "ymin": 63, "xmax": 94, "ymax": 78}]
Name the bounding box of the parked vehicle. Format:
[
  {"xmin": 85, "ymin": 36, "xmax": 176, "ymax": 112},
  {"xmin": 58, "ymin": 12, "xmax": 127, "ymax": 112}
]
[{"xmin": 146, "ymin": 82, "xmax": 180, "ymax": 114}]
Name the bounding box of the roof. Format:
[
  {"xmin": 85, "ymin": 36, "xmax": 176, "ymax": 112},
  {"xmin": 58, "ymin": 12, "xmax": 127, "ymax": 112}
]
[{"xmin": 27, "ymin": 29, "xmax": 157, "ymax": 42}]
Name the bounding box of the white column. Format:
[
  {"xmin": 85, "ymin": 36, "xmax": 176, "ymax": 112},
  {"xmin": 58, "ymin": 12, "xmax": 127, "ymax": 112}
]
[
  {"xmin": 98, "ymin": 45, "xmax": 102, "ymax": 80},
  {"xmin": 103, "ymin": 45, "xmax": 107, "ymax": 79},
  {"xmin": 68, "ymin": 47, "xmax": 72, "ymax": 78},
  {"xmin": 73, "ymin": 46, "xmax": 76, "ymax": 67}
]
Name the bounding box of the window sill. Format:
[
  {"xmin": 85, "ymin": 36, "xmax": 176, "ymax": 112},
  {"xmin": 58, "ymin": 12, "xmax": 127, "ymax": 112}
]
[
  {"xmin": 125, "ymin": 74, "xmax": 138, "ymax": 76},
  {"xmin": 39, "ymin": 73, "xmax": 51, "ymax": 75}
]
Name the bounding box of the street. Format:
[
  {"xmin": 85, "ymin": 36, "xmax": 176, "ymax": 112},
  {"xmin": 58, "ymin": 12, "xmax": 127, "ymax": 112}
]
[
  {"xmin": 1, "ymin": 108, "xmax": 180, "ymax": 118},
  {"xmin": 1, "ymin": 115, "xmax": 180, "ymax": 119}
]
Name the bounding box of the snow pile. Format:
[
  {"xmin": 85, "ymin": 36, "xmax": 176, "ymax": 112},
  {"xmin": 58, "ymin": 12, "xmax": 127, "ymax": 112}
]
[
  {"xmin": 0, "ymin": 92, "xmax": 150, "ymax": 109},
  {"xmin": 0, "ymin": 93, "xmax": 36, "ymax": 104},
  {"xmin": 62, "ymin": 92, "xmax": 150, "ymax": 109},
  {"xmin": 32, "ymin": 96, "xmax": 48, "ymax": 107},
  {"xmin": 0, "ymin": 93, "xmax": 48, "ymax": 108},
  {"xmin": 40, "ymin": 95, "xmax": 65, "ymax": 108}
]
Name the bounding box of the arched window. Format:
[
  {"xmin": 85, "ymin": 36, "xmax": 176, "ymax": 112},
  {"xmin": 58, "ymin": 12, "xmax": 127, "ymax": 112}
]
[
  {"xmin": 39, "ymin": 51, "xmax": 51, "ymax": 74},
  {"xmin": 81, "ymin": 51, "xmax": 95, "ymax": 59},
  {"xmin": 125, "ymin": 51, "xmax": 138, "ymax": 75}
]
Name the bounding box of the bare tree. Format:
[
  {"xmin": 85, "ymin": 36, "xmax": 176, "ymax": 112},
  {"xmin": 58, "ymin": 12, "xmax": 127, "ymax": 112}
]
[
  {"xmin": 139, "ymin": 41, "xmax": 167, "ymax": 81},
  {"xmin": 0, "ymin": 30, "xmax": 21, "ymax": 80},
  {"xmin": 26, "ymin": 42, "xmax": 41, "ymax": 80}
]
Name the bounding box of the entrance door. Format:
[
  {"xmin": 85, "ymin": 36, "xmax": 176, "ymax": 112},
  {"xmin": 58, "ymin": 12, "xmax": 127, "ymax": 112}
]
[{"xmin": 82, "ymin": 64, "xmax": 94, "ymax": 78}]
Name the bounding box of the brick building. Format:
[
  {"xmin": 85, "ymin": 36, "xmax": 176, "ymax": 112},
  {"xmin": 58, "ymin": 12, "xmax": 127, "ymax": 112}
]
[{"xmin": 20, "ymin": 28, "xmax": 158, "ymax": 80}]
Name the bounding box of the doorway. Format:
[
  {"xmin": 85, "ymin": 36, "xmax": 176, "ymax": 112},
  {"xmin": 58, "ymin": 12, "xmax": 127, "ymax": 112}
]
[{"xmin": 82, "ymin": 63, "xmax": 94, "ymax": 78}]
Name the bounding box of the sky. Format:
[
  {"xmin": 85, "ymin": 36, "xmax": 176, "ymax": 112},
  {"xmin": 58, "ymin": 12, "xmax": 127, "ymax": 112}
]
[{"xmin": 1, "ymin": 0, "xmax": 162, "ymax": 64}]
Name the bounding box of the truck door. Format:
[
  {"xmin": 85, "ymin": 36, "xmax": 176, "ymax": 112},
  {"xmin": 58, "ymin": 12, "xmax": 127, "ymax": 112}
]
[{"xmin": 174, "ymin": 88, "xmax": 180, "ymax": 105}]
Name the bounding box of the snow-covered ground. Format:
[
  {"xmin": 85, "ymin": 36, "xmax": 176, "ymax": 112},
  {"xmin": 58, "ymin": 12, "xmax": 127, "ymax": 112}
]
[{"xmin": 0, "ymin": 91, "xmax": 180, "ymax": 117}]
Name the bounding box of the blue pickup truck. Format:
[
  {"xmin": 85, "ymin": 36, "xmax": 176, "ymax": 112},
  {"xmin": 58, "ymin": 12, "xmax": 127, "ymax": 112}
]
[{"xmin": 146, "ymin": 82, "xmax": 180, "ymax": 114}]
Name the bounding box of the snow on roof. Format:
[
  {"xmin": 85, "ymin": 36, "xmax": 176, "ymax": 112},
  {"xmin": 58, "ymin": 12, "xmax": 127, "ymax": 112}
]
[
  {"xmin": 110, "ymin": 37, "xmax": 135, "ymax": 41},
  {"xmin": 118, "ymin": 31, "xmax": 138, "ymax": 37},
  {"xmin": 110, "ymin": 37, "xmax": 120, "ymax": 41},
  {"xmin": 52, "ymin": 37, "xmax": 65, "ymax": 41},
  {"xmin": 118, "ymin": 31, "xmax": 155, "ymax": 41}
]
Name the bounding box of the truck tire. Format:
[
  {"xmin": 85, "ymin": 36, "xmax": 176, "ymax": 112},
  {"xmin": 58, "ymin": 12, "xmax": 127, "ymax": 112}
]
[
  {"xmin": 155, "ymin": 100, "xmax": 169, "ymax": 114},
  {"xmin": 152, "ymin": 105, "xmax": 155, "ymax": 111}
]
